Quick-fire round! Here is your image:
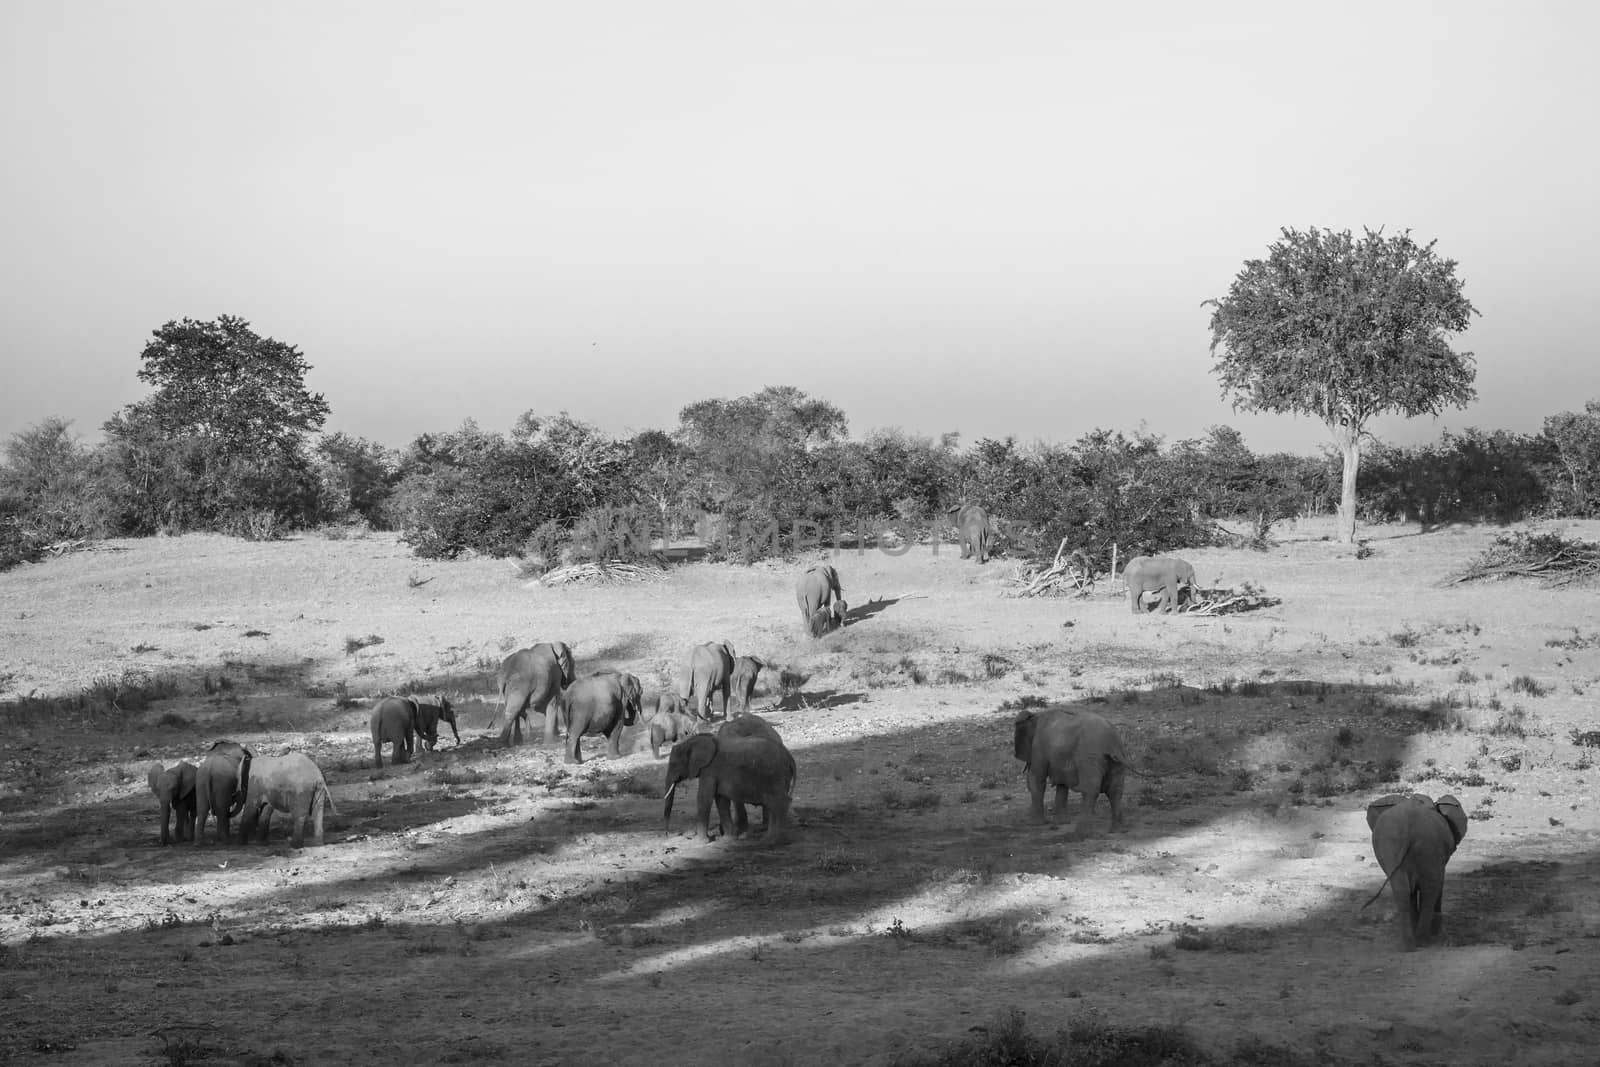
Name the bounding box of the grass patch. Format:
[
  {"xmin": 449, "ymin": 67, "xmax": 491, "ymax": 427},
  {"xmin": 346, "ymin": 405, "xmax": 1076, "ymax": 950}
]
[
  {"xmin": 1388, "ymin": 627, "xmax": 1421, "ymax": 648},
  {"xmin": 345, "ymin": 634, "xmax": 385, "ymax": 655},
  {"xmin": 881, "ymin": 787, "xmax": 942, "ymax": 812}
]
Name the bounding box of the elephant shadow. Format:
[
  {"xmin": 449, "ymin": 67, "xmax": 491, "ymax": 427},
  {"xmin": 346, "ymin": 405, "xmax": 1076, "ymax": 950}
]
[
  {"xmin": 771, "ymin": 689, "xmax": 866, "ymax": 713},
  {"xmin": 841, "ymin": 596, "xmax": 903, "ymax": 627}
]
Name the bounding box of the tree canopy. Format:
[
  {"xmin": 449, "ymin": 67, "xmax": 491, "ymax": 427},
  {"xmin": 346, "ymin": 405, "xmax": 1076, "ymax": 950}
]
[
  {"xmin": 1205, "ymin": 227, "xmax": 1478, "ymax": 541},
  {"xmin": 131, "ymin": 315, "xmax": 330, "ymax": 457}
]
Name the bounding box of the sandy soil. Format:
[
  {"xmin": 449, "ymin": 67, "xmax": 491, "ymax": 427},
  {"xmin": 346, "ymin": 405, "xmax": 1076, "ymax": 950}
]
[{"xmin": 1, "ymin": 520, "xmax": 1598, "ymax": 1065}]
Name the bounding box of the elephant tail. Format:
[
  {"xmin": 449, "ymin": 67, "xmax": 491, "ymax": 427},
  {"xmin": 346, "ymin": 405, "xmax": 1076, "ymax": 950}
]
[
  {"xmin": 1360, "ymin": 841, "xmax": 1413, "ymax": 910},
  {"xmin": 319, "ymin": 783, "xmax": 339, "ymax": 817}
]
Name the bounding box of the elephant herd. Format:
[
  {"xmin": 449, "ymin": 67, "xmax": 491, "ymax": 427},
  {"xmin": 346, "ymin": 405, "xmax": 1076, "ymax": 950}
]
[
  {"xmin": 147, "ymin": 740, "xmax": 335, "ymax": 848},
  {"xmin": 141, "ymin": 538, "xmax": 1464, "ymax": 948}
]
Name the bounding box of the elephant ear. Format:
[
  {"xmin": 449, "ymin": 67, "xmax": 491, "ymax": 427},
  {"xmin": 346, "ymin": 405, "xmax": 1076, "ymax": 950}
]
[
  {"xmin": 1365, "ymin": 793, "xmax": 1408, "ymax": 832},
  {"xmin": 438, "ymin": 697, "xmax": 455, "ymax": 723},
  {"xmin": 1013, "ymin": 711, "xmax": 1037, "ymax": 764},
  {"xmin": 147, "ymin": 763, "xmax": 164, "ymax": 794},
  {"xmin": 1435, "ymin": 795, "xmax": 1468, "ymax": 846},
  {"xmin": 685, "ymin": 735, "xmax": 718, "ymax": 778},
  {"xmin": 553, "ymin": 643, "xmax": 575, "ymax": 686}
]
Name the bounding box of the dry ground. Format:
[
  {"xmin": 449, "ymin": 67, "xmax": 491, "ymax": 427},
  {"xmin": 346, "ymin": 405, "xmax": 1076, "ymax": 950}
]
[{"xmin": 1, "ymin": 519, "xmax": 1599, "ymax": 1065}]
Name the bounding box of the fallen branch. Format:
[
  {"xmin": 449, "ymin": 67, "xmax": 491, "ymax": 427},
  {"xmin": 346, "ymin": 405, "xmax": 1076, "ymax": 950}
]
[
  {"xmin": 531, "ymin": 560, "xmax": 665, "ymax": 587},
  {"xmin": 1447, "ymin": 531, "xmax": 1600, "ymax": 586}
]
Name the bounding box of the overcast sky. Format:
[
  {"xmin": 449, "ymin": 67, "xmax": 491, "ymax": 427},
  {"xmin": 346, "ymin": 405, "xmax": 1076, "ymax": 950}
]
[{"xmin": 2, "ymin": 2, "xmax": 1594, "ymax": 457}]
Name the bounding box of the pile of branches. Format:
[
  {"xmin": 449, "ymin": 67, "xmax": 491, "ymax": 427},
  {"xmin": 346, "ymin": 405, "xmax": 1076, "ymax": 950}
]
[
  {"xmin": 533, "ymin": 560, "xmax": 666, "ymax": 587},
  {"xmin": 1010, "ymin": 538, "xmax": 1096, "ymax": 598},
  {"xmin": 1175, "ymin": 582, "xmax": 1280, "ymax": 616},
  {"xmin": 1447, "ymin": 530, "xmax": 1600, "ymax": 586}
]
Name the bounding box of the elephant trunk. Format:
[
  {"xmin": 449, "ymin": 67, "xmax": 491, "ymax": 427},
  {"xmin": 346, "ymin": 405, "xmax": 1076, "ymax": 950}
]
[{"xmin": 226, "ymin": 753, "xmax": 253, "ymax": 819}]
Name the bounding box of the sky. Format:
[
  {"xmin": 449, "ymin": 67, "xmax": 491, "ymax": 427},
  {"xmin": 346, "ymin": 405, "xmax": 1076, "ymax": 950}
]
[{"xmin": 2, "ymin": 1, "xmax": 1595, "ymax": 458}]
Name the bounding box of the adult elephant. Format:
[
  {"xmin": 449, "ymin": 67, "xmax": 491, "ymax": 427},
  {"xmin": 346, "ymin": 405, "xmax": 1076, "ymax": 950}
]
[
  {"xmin": 193, "ymin": 741, "xmax": 252, "ymax": 846},
  {"xmin": 729, "ymin": 655, "xmax": 765, "ymax": 715},
  {"xmin": 1013, "ymin": 708, "xmax": 1128, "ymax": 836},
  {"xmin": 560, "ymin": 671, "xmax": 643, "ymax": 764},
  {"xmin": 663, "ymin": 732, "xmax": 796, "ymax": 845},
  {"xmin": 679, "ymin": 641, "xmax": 735, "ymax": 721},
  {"xmin": 237, "ymin": 752, "xmax": 337, "ymax": 848},
  {"xmin": 717, "ymin": 714, "xmax": 794, "ymax": 834},
  {"xmin": 948, "ymin": 504, "xmax": 994, "ymax": 563},
  {"xmin": 1365, "ymin": 793, "xmax": 1468, "ymax": 950},
  {"xmin": 493, "ymin": 642, "xmax": 575, "ymax": 746},
  {"xmin": 147, "ymin": 761, "xmax": 197, "ymax": 846},
  {"xmin": 795, "ymin": 563, "xmax": 847, "ymax": 637},
  {"xmin": 1121, "ymin": 555, "xmax": 1200, "ymax": 614}
]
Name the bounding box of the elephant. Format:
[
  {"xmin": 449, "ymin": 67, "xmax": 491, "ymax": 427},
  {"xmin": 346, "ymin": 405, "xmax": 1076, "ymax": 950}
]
[
  {"xmin": 717, "ymin": 714, "xmax": 794, "ymax": 833},
  {"xmin": 1365, "ymin": 793, "xmax": 1468, "ymax": 950},
  {"xmin": 1013, "ymin": 708, "xmax": 1128, "ymax": 836},
  {"xmin": 411, "ymin": 696, "xmax": 458, "ymax": 751},
  {"xmin": 492, "ymin": 641, "xmax": 575, "ymax": 746},
  {"xmin": 237, "ymin": 752, "xmax": 337, "ymax": 848},
  {"xmin": 369, "ymin": 696, "xmax": 418, "ymax": 767},
  {"xmin": 559, "ymin": 671, "xmax": 643, "ymax": 764},
  {"xmin": 147, "ymin": 761, "xmax": 197, "ymax": 846},
  {"xmin": 645, "ymin": 693, "xmax": 703, "ymax": 759},
  {"xmin": 1121, "ymin": 554, "xmax": 1201, "ymax": 614},
  {"xmin": 679, "ymin": 641, "xmax": 736, "ymax": 720},
  {"xmin": 663, "ymin": 733, "xmax": 796, "ymax": 845},
  {"xmin": 948, "ymin": 503, "xmax": 994, "ymax": 563},
  {"xmin": 730, "ymin": 655, "xmax": 765, "ymax": 715},
  {"xmin": 796, "ymin": 563, "xmax": 847, "ymax": 637},
  {"xmin": 193, "ymin": 740, "xmax": 252, "ymax": 846}
]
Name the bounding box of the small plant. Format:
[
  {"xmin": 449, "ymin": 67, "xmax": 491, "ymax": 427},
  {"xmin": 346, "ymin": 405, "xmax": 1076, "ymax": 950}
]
[
  {"xmin": 1509, "ymin": 675, "xmax": 1550, "ymax": 697},
  {"xmin": 1388, "ymin": 627, "xmax": 1421, "ymax": 648},
  {"xmin": 1569, "ymin": 729, "xmax": 1600, "ymax": 749},
  {"xmin": 1229, "ymin": 768, "xmax": 1255, "ymax": 792},
  {"xmin": 1456, "ymin": 667, "xmax": 1480, "ymax": 684}
]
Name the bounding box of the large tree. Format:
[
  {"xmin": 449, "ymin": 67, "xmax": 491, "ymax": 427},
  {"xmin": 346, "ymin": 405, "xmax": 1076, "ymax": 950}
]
[
  {"xmin": 1205, "ymin": 227, "xmax": 1478, "ymax": 542},
  {"xmin": 130, "ymin": 315, "xmax": 330, "ymax": 457}
]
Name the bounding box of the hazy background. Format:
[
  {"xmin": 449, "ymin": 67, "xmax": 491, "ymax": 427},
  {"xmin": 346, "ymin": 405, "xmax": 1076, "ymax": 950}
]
[{"xmin": 2, "ymin": 1, "xmax": 1593, "ymax": 454}]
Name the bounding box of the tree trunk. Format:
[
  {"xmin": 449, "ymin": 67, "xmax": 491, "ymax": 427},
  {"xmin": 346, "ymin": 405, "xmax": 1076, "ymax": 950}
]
[{"xmin": 1331, "ymin": 422, "xmax": 1361, "ymax": 544}]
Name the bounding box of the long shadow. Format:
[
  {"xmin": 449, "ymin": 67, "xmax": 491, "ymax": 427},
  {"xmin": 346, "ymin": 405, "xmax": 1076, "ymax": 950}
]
[
  {"xmin": 841, "ymin": 595, "xmax": 906, "ymax": 627},
  {"xmin": 5, "ymin": 677, "xmax": 1592, "ymax": 1063}
]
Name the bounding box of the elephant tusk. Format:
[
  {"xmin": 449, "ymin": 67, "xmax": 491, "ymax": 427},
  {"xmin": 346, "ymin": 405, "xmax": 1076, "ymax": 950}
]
[{"xmin": 663, "ymin": 782, "xmax": 676, "ymax": 801}]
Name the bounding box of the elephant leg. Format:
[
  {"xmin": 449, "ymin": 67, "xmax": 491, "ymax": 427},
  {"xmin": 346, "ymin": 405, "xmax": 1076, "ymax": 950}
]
[
  {"xmin": 606, "ymin": 727, "xmax": 623, "ymax": 759},
  {"xmin": 565, "ymin": 728, "xmax": 583, "ymax": 765},
  {"xmin": 696, "ymin": 787, "xmax": 715, "ymax": 842},
  {"xmin": 711, "ymin": 689, "xmax": 727, "ymax": 721},
  {"xmin": 373, "ymin": 740, "xmax": 384, "ymax": 768},
  {"xmin": 1026, "ymin": 770, "xmax": 1048, "ymax": 823},
  {"xmin": 1388, "ymin": 872, "xmax": 1418, "ymax": 950},
  {"xmin": 1054, "ymin": 783, "xmax": 1072, "ymax": 827},
  {"xmin": 1129, "ymin": 589, "xmax": 1143, "ymax": 615},
  {"xmin": 715, "ymin": 795, "xmax": 735, "ymax": 840},
  {"xmin": 290, "ymin": 807, "xmax": 305, "ymax": 849},
  {"xmin": 158, "ymin": 802, "xmax": 173, "ymax": 846},
  {"xmin": 537, "ymin": 696, "xmax": 560, "ymax": 745},
  {"xmin": 762, "ymin": 797, "xmax": 790, "ymax": 846},
  {"xmin": 1105, "ymin": 767, "xmax": 1127, "ymax": 832}
]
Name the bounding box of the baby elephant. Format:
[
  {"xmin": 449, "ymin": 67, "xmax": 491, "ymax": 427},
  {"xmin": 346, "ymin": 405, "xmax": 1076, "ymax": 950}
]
[
  {"xmin": 238, "ymin": 752, "xmax": 337, "ymax": 848},
  {"xmin": 147, "ymin": 761, "xmax": 197, "ymax": 845},
  {"xmin": 371, "ymin": 695, "xmax": 460, "ymax": 767},
  {"xmin": 1121, "ymin": 555, "xmax": 1200, "ymax": 614},
  {"xmin": 646, "ymin": 693, "xmax": 703, "ymax": 759},
  {"xmin": 1013, "ymin": 707, "xmax": 1129, "ymax": 836},
  {"xmin": 1366, "ymin": 793, "xmax": 1468, "ymax": 950}
]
